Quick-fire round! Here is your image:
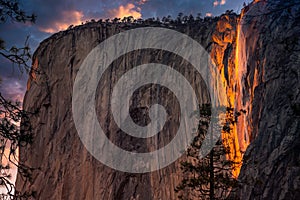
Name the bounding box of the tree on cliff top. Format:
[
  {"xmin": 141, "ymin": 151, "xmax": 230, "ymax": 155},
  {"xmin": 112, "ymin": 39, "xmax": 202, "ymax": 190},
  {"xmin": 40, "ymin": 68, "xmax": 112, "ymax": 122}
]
[{"xmin": 0, "ymin": 0, "xmax": 36, "ymax": 199}]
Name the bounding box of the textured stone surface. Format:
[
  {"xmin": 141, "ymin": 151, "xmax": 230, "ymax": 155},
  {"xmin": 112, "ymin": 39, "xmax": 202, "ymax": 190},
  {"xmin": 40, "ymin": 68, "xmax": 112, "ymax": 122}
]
[
  {"xmin": 16, "ymin": 0, "xmax": 300, "ymax": 199},
  {"xmin": 234, "ymin": 0, "xmax": 300, "ymax": 199},
  {"xmin": 16, "ymin": 20, "xmax": 223, "ymax": 199}
]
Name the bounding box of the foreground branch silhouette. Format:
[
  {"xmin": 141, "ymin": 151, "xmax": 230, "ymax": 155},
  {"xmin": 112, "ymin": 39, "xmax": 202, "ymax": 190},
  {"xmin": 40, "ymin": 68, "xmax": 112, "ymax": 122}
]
[{"xmin": 0, "ymin": 0, "xmax": 36, "ymax": 199}]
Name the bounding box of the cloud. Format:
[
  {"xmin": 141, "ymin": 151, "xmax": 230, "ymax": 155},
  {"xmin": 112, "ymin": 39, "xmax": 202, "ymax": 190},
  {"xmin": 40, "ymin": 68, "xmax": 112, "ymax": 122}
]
[
  {"xmin": 137, "ymin": 0, "xmax": 148, "ymax": 5},
  {"xmin": 0, "ymin": 144, "xmax": 18, "ymax": 195},
  {"xmin": 213, "ymin": 0, "xmax": 226, "ymax": 7},
  {"xmin": 108, "ymin": 3, "xmax": 142, "ymax": 19},
  {"xmin": 38, "ymin": 10, "xmax": 84, "ymax": 33},
  {"xmin": 213, "ymin": 1, "xmax": 219, "ymax": 7},
  {"xmin": 0, "ymin": 76, "xmax": 27, "ymax": 103},
  {"xmin": 206, "ymin": 12, "xmax": 213, "ymax": 17}
]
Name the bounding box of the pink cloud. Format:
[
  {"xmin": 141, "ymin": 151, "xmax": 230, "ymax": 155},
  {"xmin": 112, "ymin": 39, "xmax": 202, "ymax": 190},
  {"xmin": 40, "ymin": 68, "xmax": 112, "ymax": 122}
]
[
  {"xmin": 107, "ymin": 3, "xmax": 142, "ymax": 19},
  {"xmin": 213, "ymin": 1, "xmax": 219, "ymax": 7},
  {"xmin": 0, "ymin": 78, "xmax": 25, "ymax": 103},
  {"xmin": 137, "ymin": 0, "xmax": 148, "ymax": 5},
  {"xmin": 39, "ymin": 10, "xmax": 84, "ymax": 33},
  {"xmin": 213, "ymin": 0, "xmax": 226, "ymax": 7}
]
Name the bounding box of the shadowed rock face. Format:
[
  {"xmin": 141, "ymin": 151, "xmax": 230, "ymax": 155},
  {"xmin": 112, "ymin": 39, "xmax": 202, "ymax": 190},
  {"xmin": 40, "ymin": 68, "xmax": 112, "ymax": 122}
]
[
  {"xmin": 233, "ymin": 0, "xmax": 300, "ymax": 199},
  {"xmin": 16, "ymin": 0, "xmax": 300, "ymax": 199}
]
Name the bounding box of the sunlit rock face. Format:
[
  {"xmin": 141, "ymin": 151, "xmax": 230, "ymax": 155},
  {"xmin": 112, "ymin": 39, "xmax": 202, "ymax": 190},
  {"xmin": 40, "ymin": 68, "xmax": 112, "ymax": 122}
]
[
  {"xmin": 16, "ymin": 19, "xmax": 226, "ymax": 199},
  {"xmin": 233, "ymin": 0, "xmax": 300, "ymax": 199}
]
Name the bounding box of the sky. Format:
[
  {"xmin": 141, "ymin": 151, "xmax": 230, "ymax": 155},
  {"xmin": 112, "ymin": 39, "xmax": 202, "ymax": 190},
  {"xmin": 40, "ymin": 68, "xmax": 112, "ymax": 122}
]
[{"xmin": 0, "ymin": 0, "xmax": 253, "ymax": 103}]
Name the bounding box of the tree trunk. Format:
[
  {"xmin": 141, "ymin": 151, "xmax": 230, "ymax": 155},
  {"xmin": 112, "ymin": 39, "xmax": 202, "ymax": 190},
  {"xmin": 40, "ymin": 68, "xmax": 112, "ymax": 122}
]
[{"xmin": 209, "ymin": 149, "xmax": 214, "ymax": 200}]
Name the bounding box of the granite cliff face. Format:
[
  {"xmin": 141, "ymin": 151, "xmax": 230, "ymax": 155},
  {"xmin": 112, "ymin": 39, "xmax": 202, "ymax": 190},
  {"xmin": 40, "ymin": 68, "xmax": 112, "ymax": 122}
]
[
  {"xmin": 17, "ymin": 18, "xmax": 224, "ymax": 199},
  {"xmin": 16, "ymin": 0, "xmax": 300, "ymax": 199},
  {"xmin": 234, "ymin": 0, "xmax": 300, "ymax": 199}
]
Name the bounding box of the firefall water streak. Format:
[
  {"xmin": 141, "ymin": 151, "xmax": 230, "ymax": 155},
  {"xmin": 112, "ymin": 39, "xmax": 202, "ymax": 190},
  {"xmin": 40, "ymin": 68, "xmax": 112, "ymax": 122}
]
[
  {"xmin": 236, "ymin": 12, "xmax": 250, "ymax": 150},
  {"xmin": 231, "ymin": 6, "xmax": 262, "ymax": 176},
  {"xmin": 210, "ymin": 15, "xmax": 241, "ymax": 178},
  {"xmin": 218, "ymin": 10, "xmax": 255, "ymax": 178}
]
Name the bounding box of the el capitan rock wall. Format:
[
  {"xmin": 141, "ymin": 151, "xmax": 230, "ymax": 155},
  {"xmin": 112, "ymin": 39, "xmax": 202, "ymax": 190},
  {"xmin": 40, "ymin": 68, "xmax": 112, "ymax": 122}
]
[
  {"xmin": 17, "ymin": 18, "xmax": 233, "ymax": 199},
  {"xmin": 16, "ymin": 0, "xmax": 300, "ymax": 199}
]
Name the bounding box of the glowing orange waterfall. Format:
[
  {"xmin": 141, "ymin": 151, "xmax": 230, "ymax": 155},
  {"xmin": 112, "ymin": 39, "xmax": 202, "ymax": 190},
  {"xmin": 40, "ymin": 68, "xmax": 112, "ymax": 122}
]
[
  {"xmin": 231, "ymin": 12, "xmax": 249, "ymax": 177},
  {"xmin": 211, "ymin": 10, "xmax": 252, "ymax": 178},
  {"xmin": 230, "ymin": 7, "xmax": 258, "ymax": 176},
  {"xmin": 227, "ymin": 0, "xmax": 268, "ymax": 177}
]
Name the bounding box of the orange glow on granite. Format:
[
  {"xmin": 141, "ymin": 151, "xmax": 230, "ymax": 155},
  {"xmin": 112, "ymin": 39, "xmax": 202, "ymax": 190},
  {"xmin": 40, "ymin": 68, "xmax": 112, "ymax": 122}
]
[
  {"xmin": 27, "ymin": 58, "xmax": 38, "ymax": 91},
  {"xmin": 230, "ymin": 10, "xmax": 251, "ymax": 177},
  {"xmin": 211, "ymin": 12, "xmax": 251, "ymax": 178}
]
